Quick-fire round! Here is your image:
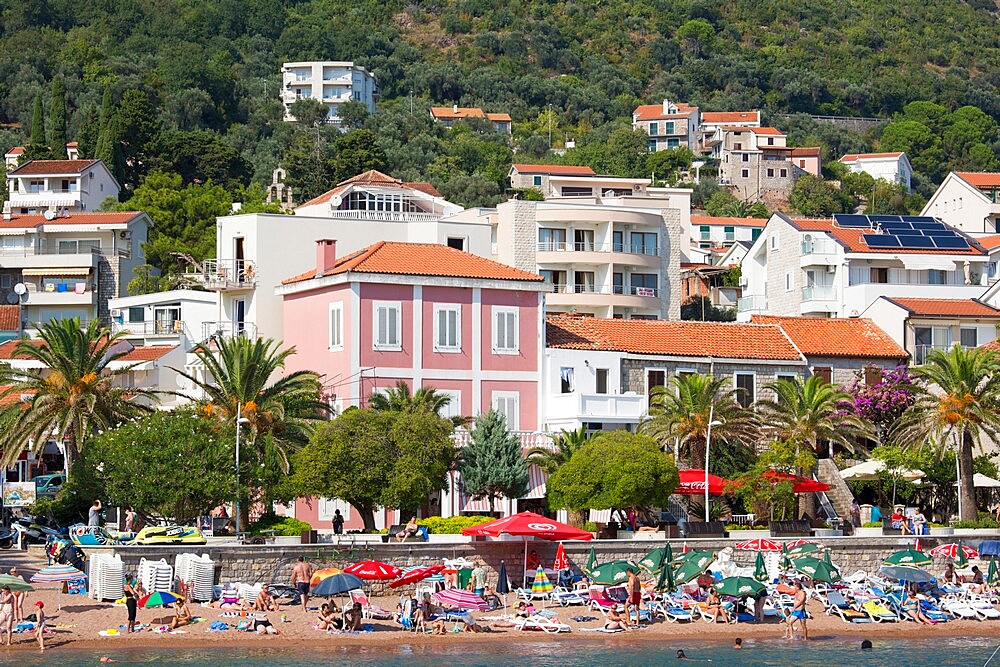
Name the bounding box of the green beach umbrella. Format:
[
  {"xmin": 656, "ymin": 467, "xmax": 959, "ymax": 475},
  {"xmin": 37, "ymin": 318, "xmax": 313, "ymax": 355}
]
[
  {"xmin": 656, "ymin": 552, "xmax": 676, "ymax": 592},
  {"xmin": 779, "ymin": 544, "xmax": 792, "ymax": 570},
  {"xmin": 954, "ymin": 541, "xmax": 969, "ymax": 569},
  {"xmin": 754, "ymin": 551, "xmax": 768, "ymax": 582},
  {"xmin": 0, "ymin": 575, "xmax": 33, "ymax": 593},
  {"xmin": 885, "ymin": 548, "xmax": 932, "ymax": 567},
  {"xmin": 584, "ymin": 545, "xmax": 597, "ymax": 575},
  {"xmin": 786, "ymin": 543, "xmax": 823, "ymax": 557},
  {"xmin": 988, "ymin": 559, "xmax": 1000, "ymax": 586},
  {"xmin": 823, "ymin": 549, "xmax": 833, "ymax": 566},
  {"xmin": 714, "ymin": 576, "xmax": 766, "ymax": 598},
  {"xmin": 673, "ymin": 553, "xmax": 715, "ymax": 585},
  {"xmin": 791, "ymin": 556, "xmax": 841, "ymax": 584},
  {"xmin": 589, "ymin": 560, "xmax": 638, "ymax": 586},
  {"xmin": 674, "ymin": 549, "xmax": 714, "ymax": 569},
  {"xmin": 638, "ymin": 547, "xmax": 669, "ymax": 575}
]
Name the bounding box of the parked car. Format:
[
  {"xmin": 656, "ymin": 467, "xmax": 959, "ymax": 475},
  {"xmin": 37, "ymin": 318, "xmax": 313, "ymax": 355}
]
[{"xmin": 32, "ymin": 474, "xmax": 65, "ymax": 498}]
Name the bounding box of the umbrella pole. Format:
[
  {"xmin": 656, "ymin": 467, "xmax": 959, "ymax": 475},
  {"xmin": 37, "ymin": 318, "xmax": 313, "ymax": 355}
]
[{"xmin": 523, "ymin": 539, "xmax": 528, "ymax": 590}]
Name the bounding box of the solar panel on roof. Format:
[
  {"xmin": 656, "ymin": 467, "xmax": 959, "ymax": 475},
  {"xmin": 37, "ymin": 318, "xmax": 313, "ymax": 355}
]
[
  {"xmin": 894, "ymin": 235, "xmax": 936, "ymax": 249},
  {"xmin": 922, "ymin": 228, "xmax": 957, "ymax": 236},
  {"xmin": 869, "ymin": 215, "xmax": 903, "ymax": 223},
  {"xmin": 901, "ymin": 216, "xmax": 938, "ymax": 224},
  {"xmin": 863, "ymin": 234, "xmax": 901, "ymax": 248},
  {"xmin": 931, "ymin": 236, "xmax": 971, "ymax": 250},
  {"xmin": 911, "ymin": 222, "xmax": 945, "ymax": 231},
  {"xmin": 881, "ymin": 222, "xmax": 914, "ymax": 231},
  {"xmin": 833, "ymin": 214, "xmax": 872, "ymax": 228}
]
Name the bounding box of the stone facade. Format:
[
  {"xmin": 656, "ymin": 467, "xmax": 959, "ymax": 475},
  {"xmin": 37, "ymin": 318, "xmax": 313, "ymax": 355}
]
[
  {"xmin": 762, "ymin": 216, "xmax": 805, "ymax": 316},
  {"xmin": 661, "ymin": 207, "xmax": 683, "ymax": 320},
  {"xmin": 620, "ymin": 358, "xmax": 807, "ymax": 402},
  {"xmin": 97, "ymin": 254, "xmax": 120, "ymax": 324}
]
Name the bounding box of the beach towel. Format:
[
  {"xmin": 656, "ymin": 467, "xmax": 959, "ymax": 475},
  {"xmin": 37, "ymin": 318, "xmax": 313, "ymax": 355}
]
[
  {"xmin": 221, "ymin": 611, "xmax": 266, "ymax": 619},
  {"xmin": 570, "ymin": 615, "xmax": 598, "ymax": 622},
  {"xmin": 579, "ymin": 626, "xmax": 624, "ymax": 633},
  {"xmin": 98, "ymin": 629, "xmax": 121, "ymax": 637},
  {"xmin": 208, "ymin": 621, "xmax": 230, "ymax": 631}
]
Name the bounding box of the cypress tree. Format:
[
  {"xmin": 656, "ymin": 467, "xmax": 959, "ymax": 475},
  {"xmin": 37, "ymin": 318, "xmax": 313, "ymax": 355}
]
[
  {"xmin": 76, "ymin": 104, "xmax": 100, "ymax": 159},
  {"xmin": 458, "ymin": 410, "xmax": 529, "ymax": 513},
  {"xmin": 29, "ymin": 93, "xmax": 45, "ymax": 148},
  {"xmin": 95, "ymin": 111, "xmax": 124, "ymax": 187},
  {"xmin": 49, "ymin": 75, "xmax": 67, "ymax": 156}
]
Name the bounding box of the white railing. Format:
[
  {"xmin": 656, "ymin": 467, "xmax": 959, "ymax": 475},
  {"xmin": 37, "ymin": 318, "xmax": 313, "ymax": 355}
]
[
  {"xmin": 537, "ymin": 242, "xmax": 658, "ymax": 256},
  {"xmin": 801, "ymin": 285, "xmax": 836, "ymax": 301},
  {"xmin": 737, "ymin": 295, "xmax": 767, "ymax": 312},
  {"xmin": 186, "ymin": 259, "xmax": 257, "ymax": 288},
  {"xmin": 547, "ymin": 392, "xmax": 646, "ymax": 421},
  {"xmin": 324, "ymin": 210, "xmax": 440, "ymax": 222},
  {"xmin": 202, "ymin": 321, "xmax": 258, "ymax": 341},
  {"xmin": 111, "ymin": 320, "xmax": 185, "ymax": 336},
  {"xmin": 801, "ymin": 237, "xmax": 839, "ymax": 255},
  {"xmin": 913, "ymin": 344, "xmax": 970, "ymax": 365}
]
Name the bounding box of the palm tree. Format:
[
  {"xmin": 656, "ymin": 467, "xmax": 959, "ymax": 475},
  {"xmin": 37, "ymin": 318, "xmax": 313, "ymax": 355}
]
[
  {"xmin": 641, "ymin": 373, "xmax": 759, "ymax": 469},
  {"xmin": 0, "ymin": 318, "xmax": 157, "ymax": 472},
  {"xmin": 527, "ymin": 426, "xmax": 590, "ymax": 474},
  {"xmin": 176, "ymin": 336, "xmax": 327, "ymax": 474},
  {"xmin": 368, "ymin": 380, "xmax": 469, "ymax": 426},
  {"xmin": 756, "ymin": 376, "xmax": 871, "ymax": 517},
  {"xmin": 891, "ymin": 346, "xmax": 1000, "ymax": 522}
]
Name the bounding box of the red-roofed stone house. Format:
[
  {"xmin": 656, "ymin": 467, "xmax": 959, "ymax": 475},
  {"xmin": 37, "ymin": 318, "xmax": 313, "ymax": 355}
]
[
  {"xmin": 6, "ymin": 158, "xmax": 120, "ymax": 214},
  {"xmin": 737, "ymin": 212, "xmax": 991, "ymax": 321},
  {"xmin": 430, "ymin": 105, "xmax": 511, "ymax": 133},
  {"xmin": 922, "ymin": 171, "xmax": 1000, "ymax": 234},
  {"xmin": 718, "ymin": 127, "xmax": 822, "ymax": 201},
  {"xmin": 276, "ymin": 240, "xmax": 548, "ymax": 529},
  {"xmin": 862, "ymin": 296, "xmax": 1000, "ymax": 364},
  {"xmin": 631, "ymin": 100, "xmax": 700, "ymax": 152},
  {"xmin": 839, "ymin": 152, "xmax": 912, "ymax": 192}
]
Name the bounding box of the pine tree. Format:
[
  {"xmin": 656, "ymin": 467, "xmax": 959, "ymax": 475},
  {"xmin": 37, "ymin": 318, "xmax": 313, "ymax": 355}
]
[
  {"xmin": 458, "ymin": 410, "xmax": 529, "ymax": 513},
  {"xmin": 29, "ymin": 93, "xmax": 45, "ymax": 148},
  {"xmin": 49, "ymin": 75, "xmax": 67, "ymax": 156}
]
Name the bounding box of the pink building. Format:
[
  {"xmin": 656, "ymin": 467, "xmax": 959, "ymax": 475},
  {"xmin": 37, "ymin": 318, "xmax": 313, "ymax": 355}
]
[{"xmin": 277, "ymin": 239, "xmax": 548, "ymax": 531}]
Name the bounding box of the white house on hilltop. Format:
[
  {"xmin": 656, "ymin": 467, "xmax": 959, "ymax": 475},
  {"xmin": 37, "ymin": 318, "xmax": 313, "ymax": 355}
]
[
  {"xmin": 5, "ymin": 159, "xmax": 120, "ymax": 214},
  {"xmin": 839, "ymin": 152, "xmax": 912, "ymax": 192},
  {"xmin": 280, "ymin": 61, "xmax": 377, "ymax": 125}
]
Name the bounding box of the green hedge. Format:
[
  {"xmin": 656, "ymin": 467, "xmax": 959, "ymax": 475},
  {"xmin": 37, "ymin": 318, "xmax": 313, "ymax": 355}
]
[
  {"xmin": 416, "ymin": 515, "xmax": 493, "ymax": 534},
  {"xmin": 248, "ymin": 515, "xmax": 313, "ymax": 536}
]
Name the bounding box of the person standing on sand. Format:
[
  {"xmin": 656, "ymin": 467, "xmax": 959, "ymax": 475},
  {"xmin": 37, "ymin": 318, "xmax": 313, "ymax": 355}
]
[
  {"xmin": 0, "ymin": 586, "xmax": 14, "ymax": 646},
  {"xmin": 625, "ymin": 567, "xmax": 642, "ymax": 624},
  {"xmin": 784, "ymin": 581, "xmax": 808, "ymax": 639},
  {"xmin": 125, "ymin": 588, "xmax": 137, "ymax": 633},
  {"xmin": 33, "ymin": 601, "xmax": 45, "ymax": 651},
  {"xmin": 292, "ymin": 557, "xmax": 313, "ymax": 612},
  {"xmin": 8, "ymin": 567, "xmax": 24, "ymax": 622}
]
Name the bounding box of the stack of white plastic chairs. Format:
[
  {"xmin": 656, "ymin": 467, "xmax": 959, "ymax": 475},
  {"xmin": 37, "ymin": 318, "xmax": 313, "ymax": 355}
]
[
  {"xmin": 87, "ymin": 553, "xmax": 124, "ymax": 601},
  {"xmin": 138, "ymin": 557, "xmax": 173, "ymax": 593},
  {"xmin": 174, "ymin": 553, "xmax": 215, "ymax": 602}
]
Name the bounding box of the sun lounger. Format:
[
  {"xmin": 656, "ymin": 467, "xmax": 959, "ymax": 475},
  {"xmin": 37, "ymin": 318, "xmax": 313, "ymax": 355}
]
[
  {"xmin": 516, "ymin": 587, "xmax": 551, "ymax": 602},
  {"xmin": 512, "ymin": 615, "xmax": 571, "ymax": 633},
  {"xmin": 941, "ymin": 599, "xmax": 979, "ymax": 620},
  {"xmin": 823, "ymin": 590, "xmax": 870, "ymax": 624},
  {"xmin": 578, "ymin": 625, "xmax": 625, "ymax": 633},
  {"xmin": 551, "ymin": 586, "xmax": 587, "ymax": 607},
  {"xmin": 349, "ymin": 589, "xmax": 394, "ymax": 620},
  {"xmin": 967, "ymin": 600, "xmax": 1000, "ymax": 620},
  {"xmin": 646, "ymin": 600, "xmax": 693, "ymax": 623},
  {"xmin": 588, "ymin": 587, "xmax": 616, "ymax": 611},
  {"xmin": 861, "ymin": 599, "xmax": 898, "ymax": 622}
]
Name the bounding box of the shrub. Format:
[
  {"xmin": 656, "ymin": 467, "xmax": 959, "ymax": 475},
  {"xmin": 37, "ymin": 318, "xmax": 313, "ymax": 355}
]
[
  {"xmin": 862, "ymin": 521, "xmax": 882, "ymax": 528},
  {"xmin": 416, "ymin": 515, "xmax": 494, "ymax": 534},
  {"xmin": 248, "ymin": 514, "xmax": 312, "ymax": 536}
]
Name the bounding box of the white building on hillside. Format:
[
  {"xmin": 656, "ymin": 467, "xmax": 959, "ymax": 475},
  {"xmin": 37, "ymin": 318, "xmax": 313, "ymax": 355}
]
[
  {"xmin": 737, "ymin": 212, "xmax": 991, "ymax": 321},
  {"xmin": 5, "ymin": 159, "xmax": 120, "ymax": 214},
  {"xmin": 631, "ymin": 100, "xmax": 700, "ymax": 152},
  {"xmin": 839, "ymin": 152, "xmax": 912, "ymax": 192},
  {"xmin": 922, "ymin": 172, "xmax": 1000, "ymax": 234},
  {"xmin": 280, "ymin": 61, "xmax": 377, "ymax": 124}
]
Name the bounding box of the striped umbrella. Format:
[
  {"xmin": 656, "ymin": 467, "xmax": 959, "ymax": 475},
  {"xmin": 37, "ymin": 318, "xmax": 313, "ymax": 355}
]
[
  {"xmin": 432, "ymin": 588, "xmax": 489, "ymax": 611},
  {"xmin": 734, "ymin": 537, "xmax": 782, "ymax": 552},
  {"xmin": 309, "ymin": 567, "xmax": 343, "ymax": 587},
  {"xmin": 139, "ymin": 591, "xmax": 181, "ymax": 608},
  {"xmin": 0, "ymin": 574, "xmax": 33, "ymax": 593},
  {"xmin": 32, "ymin": 564, "xmax": 85, "ymax": 611},
  {"xmin": 531, "ymin": 566, "xmax": 553, "ymax": 595}
]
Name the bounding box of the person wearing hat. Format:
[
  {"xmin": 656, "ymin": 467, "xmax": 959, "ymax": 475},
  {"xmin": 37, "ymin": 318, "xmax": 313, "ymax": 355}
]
[{"xmin": 33, "ymin": 601, "xmax": 45, "ymax": 651}]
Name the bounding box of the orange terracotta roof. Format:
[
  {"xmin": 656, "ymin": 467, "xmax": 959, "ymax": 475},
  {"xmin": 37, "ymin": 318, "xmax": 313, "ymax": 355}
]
[
  {"xmin": 975, "ymin": 235, "xmax": 1000, "ymax": 250},
  {"xmin": 701, "ymin": 111, "xmax": 760, "ymax": 124},
  {"xmin": 9, "ymin": 159, "xmax": 98, "ymax": 175},
  {"xmin": 691, "ymin": 215, "xmax": 768, "ymax": 228},
  {"xmin": 982, "ymin": 340, "xmax": 1000, "ymax": 352},
  {"xmin": 297, "ymin": 185, "xmax": 346, "ymax": 209},
  {"xmin": 545, "ymin": 316, "xmax": 803, "ymax": 360},
  {"xmin": 66, "ymin": 142, "xmax": 78, "ymax": 148},
  {"xmin": 512, "ymin": 164, "xmax": 596, "ymax": 176},
  {"xmin": 0, "ymin": 386, "xmax": 32, "ymax": 408},
  {"xmin": 404, "ymin": 182, "xmax": 442, "ymax": 197},
  {"xmin": 840, "ymin": 152, "xmax": 904, "ymax": 162},
  {"xmin": 0, "ymin": 306, "xmax": 19, "ymax": 331},
  {"xmin": 786, "ymin": 217, "xmax": 985, "ymax": 256},
  {"xmin": 485, "ymin": 112, "xmax": 512, "ymax": 122},
  {"xmin": 632, "ymin": 104, "xmax": 698, "ymax": 121},
  {"xmin": 883, "ymin": 298, "xmax": 1000, "ymax": 318},
  {"xmin": 751, "ymin": 315, "xmax": 907, "ymax": 359},
  {"xmin": 283, "ymin": 241, "xmax": 544, "ymax": 285},
  {"xmin": 296, "ymin": 170, "xmax": 441, "ymax": 208},
  {"xmin": 5, "ymin": 146, "xmax": 23, "ymax": 155},
  {"xmin": 0, "ymin": 339, "xmax": 174, "ymax": 362},
  {"xmin": 430, "ymin": 106, "xmax": 487, "ymax": 119},
  {"xmin": 790, "ymin": 147, "xmax": 821, "ymax": 157},
  {"xmin": 0, "ymin": 211, "xmax": 145, "ymax": 229},
  {"xmin": 956, "ymin": 172, "xmax": 1000, "ymax": 189},
  {"xmin": 724, "ymin": 126, "xmax": 783, "ymax": 136}
]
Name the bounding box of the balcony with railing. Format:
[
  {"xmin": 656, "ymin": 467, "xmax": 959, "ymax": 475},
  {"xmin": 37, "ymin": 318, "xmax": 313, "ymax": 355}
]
[
  {"xmin": 546, "ymin": 283, "xmax": 661, "ymax": 309},
  {"xmin": 737, "ymin": 294, "xmax": 767, "ymax": 313},
  {"xmin": 111, "ymin": 319, "xmax": 186, "ymax": 338},
  {"xmin": 323, "ymin": 209, "xmax": 440, "ymax": 222},
  {"xmin": 185, "ymin": 259, "xmax": 257, "ymax": 291},
  {"xmin": 201, "ymin": 321, "xmax": 258, "ymax": 341},
  {"xmin": 546, "ymin": 392, "xmax": 647, "ymax": 425},
  {"xmin": 537, "ymin": 241, "xmax": 660, "ymax": 268},
  {"xmin": 801, "ymin": 285, "xmax": 836, "ymax": 301},
  {"xmin": 913, "ymin": 344, "xmax": 971, "ymax": 365}
]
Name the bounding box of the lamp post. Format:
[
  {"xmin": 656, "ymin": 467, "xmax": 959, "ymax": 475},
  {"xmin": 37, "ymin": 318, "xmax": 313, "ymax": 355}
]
[
  {"xmin": 234, "ymin": 404, "xmax": 251, "ymax": 534},
  {"xmin": 704, "ymin": 407, "xmax": 723, "ymax": 523}
]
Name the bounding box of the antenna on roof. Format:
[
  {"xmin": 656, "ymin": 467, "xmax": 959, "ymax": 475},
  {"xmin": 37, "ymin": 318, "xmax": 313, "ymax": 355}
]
[{"xmin": 43, "ymin": 209, "xmax": 56, "ymax": 221}]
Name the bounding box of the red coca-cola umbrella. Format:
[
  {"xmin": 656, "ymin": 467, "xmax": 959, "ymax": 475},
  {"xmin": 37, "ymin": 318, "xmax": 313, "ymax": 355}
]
[
  {"xmin": 344, "ymin": 560, "xmax": 402, "ymax": 581},
  {"xmin": 675, "ymin": 469, "xmax": 732, "ymax": 496},
  {"xmin": 461, "ymin": 511, "xmax": 593, "ymax": 541},
  {"xmin": 762, "ymin": 470, "xmax": 829, "ymax": 493},
  {"xmin": 388, "ymin": 564, "xmax": 445, "ymax": 589}
]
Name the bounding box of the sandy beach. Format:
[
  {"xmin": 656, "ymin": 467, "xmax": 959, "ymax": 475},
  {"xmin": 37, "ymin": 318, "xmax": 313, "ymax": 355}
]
[{"xmin": 5, "ymin": 583, "xmax": 1000, "ymax": 656}]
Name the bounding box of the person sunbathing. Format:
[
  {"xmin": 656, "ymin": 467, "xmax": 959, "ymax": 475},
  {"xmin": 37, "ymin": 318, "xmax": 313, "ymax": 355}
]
[
  {"xmin": 254, "ymin": 585, "xmax": 280, "ymax": 612},
  {"xmin": 253, "ymin": 617, "xmax": 279, "ymax": 635},
  {"xmin": 317, "ymin": 603, "xmax": 342, "ymax": 630},
  {"xmin": 605, "ymin": 605, "xmax": 631, "ymax": 631},
  {"xmin": 705, "ymin": 589, "xmax": 731, "ymax": 623},
  {"xmin": 169, "ymin": 601, "xmax": 192, "ymax": 630},
  {"xmin": 904, "ymin": 586, "xmax": 934, "ymax": 625},
  {"xmin": 344, "ymin": 602, "xmax": 364, "ymax": 631},
  {"xmin": 514, "ymin": 601, "xmax": 535, "ymax": 618}
]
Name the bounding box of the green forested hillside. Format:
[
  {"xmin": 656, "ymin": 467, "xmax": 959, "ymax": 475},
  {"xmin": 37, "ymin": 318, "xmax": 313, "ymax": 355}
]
[{"xmin": 1, "ymin": 0, "xmax": 999, "ymax": 269}]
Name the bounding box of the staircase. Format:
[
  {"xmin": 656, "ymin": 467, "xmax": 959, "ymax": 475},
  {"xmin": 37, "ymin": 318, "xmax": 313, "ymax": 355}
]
[{"xmin": 816, "ymin": 458, "xmax": 856, "ymax": 522}]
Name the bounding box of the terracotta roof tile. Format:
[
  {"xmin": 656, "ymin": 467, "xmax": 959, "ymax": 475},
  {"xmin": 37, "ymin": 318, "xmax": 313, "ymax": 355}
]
[
  {"xmin": 283, "ymin": 241, "xmax": 544, "ymax": 285},
  {"xmin": 0, "ymin": 211, "xmax": 144, "ymax": 230},
  {"xmin": 724, "ymin": 126, "xmax": 783, "ymax": 136},
  {"xmin": 790, "ymin": 147, "xmax": 821, "ymax": 157},
  {"xmin": 786, "ymin": 217, "xmax": 985, "ymax": 256},
  {"xmin": 0, "ymin": 339, "xmax": 174, "ymax": 362},
  {"xmin": 403, "ymin": 181, "xmax": 442, "ymax": 197},
  {"xmin": 884, "ymin": 297, "xmax": 1000, "ymax": 318},
  {"xmin": 431, "ymin": 106, "xmax": 509, "ymax": 121},
  {"xmin": 545, "ymin": 316, "xmax": 803, "ymax": 360},
  {"xmin": 9, "ymin": 159, "xmax": 98, "ymax": 175},
  {"xmin": 632, "ymin": 104, "xmax": 699, "ymax": 121},
  {"xmin": 701, "ymin": 111, "xmax": 760, "ymax": 124},
  {"xmin": 956, "ymin": 172, "xmax": 1000, "ymax": 188},
  {"xmin": 751, "ymin": 315, "xmax": 907, "ymax": 359},
  {"xmin": 976, "ymin": 235, "xmax": 1000, "ymax": 250},
  {"xmin": 485, "ymin": 112, "xmax": 512, "ymax": 122},
  {"xmin": 296, "ymin": 170, "xmax": 441, "ymax": 209},
  {"xmin": 0, "ymin": 306, "xmax": 20, "ymax": 331},
  {"xmin": 512, "ymin": 164, "xmax": 596, "ymax": 176},
  {"xmin": 691, "ymin": 215, "xmax": 767, "ymax": 228},
  {"xmin": 5, "ymin": 146, "xmax": 23, "ymax": 155},
  {"xmin": 840, "ymin": 152, "xmax": 904, "ymax": 162}
]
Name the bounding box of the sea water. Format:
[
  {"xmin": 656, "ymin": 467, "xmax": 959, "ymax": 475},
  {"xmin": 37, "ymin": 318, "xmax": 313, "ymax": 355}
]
[{"xmin": 5, "ymin": 637, "xmax": 999, "ymax": 666}]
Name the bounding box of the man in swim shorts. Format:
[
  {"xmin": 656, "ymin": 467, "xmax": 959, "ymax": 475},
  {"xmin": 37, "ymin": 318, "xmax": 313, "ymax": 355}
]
[
  {"xmin": 291, "ymin": 556, "xmax": 313, "ymax": 612},
  {"xmin": 625, "ymin": 567, "xmax": 642, "ymax": 624},
  {"xmin": 784, "ymin": 581, "xmax": 808, "ymax": 639}
]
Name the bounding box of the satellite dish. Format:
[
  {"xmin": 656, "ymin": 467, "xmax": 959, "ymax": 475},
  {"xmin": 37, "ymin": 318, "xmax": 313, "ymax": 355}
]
[
  {"xmin": 13, "ymin": 283, "xmax": 25, "ymax": 295},
  {"xmin": 330, "ymin": 194, "xmax": 343, "ymax": 207},
  {"xmin": 5, "ymin": 292, "xmax": 17, "ymax": 304},
  {"xmin": 43, "ymin": 210, "xmax": 56, "ymax": 221}
]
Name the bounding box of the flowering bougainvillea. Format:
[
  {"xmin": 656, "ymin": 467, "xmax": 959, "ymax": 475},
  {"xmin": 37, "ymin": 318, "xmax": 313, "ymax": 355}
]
[{"xmin": 843, "ymin": 364, "xmax": 918, "ymax": 443}]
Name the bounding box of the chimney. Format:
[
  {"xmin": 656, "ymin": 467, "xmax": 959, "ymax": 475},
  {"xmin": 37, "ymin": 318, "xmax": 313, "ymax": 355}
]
[
  {"xmin": 453, "ymin": 104, "xmax": 458, "ymax": 114},
  {"xmin": 662, "ymin": 99, "xmax": 671, "ymax": 114},
  {"xmin": 315, "ymin": 239, "xmax": 337, "ymax": 276}
]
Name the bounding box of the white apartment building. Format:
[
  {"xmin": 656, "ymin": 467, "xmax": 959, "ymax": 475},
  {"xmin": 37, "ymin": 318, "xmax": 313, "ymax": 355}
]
[
  {"xmin": 922, "ymin": 172, "xmax": 1000, "ymax": 234},
  {"xmin": 737, "ymin": 212, "xmax": 991, "ymax": 322},
  {"xmin": 183, "ymin": 170, "xmax": 483, "ymax": 342},
  {"xmin": 280, "ymin": 61, "xmax": 377, "ymax": 124},
  {"xmin": 699, "ymin": 111, "xmax": 761, "ymax": 157},
  {"xmin": 690, "ymin": 215, "xmax": 766, "ymax": 250},
  {"xmin": 631, "ymin": 100, "xmax": 700, "ymax": 152},
  {"xmin": 5, "ymin": 159, "xmax": 120, "ymax": 214},
  {"xmin": 0, "ymin": 211, "xmax": 149, "ymax": 328},
  {"xmin": 839, "ymin": 152, "xmax": 912, "ymax": 192}
]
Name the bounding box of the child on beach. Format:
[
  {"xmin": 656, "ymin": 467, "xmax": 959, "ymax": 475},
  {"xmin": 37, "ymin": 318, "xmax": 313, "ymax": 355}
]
[{"xmin": 33, "ymin": 601, "xmax": 45, "ymax": 651}]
